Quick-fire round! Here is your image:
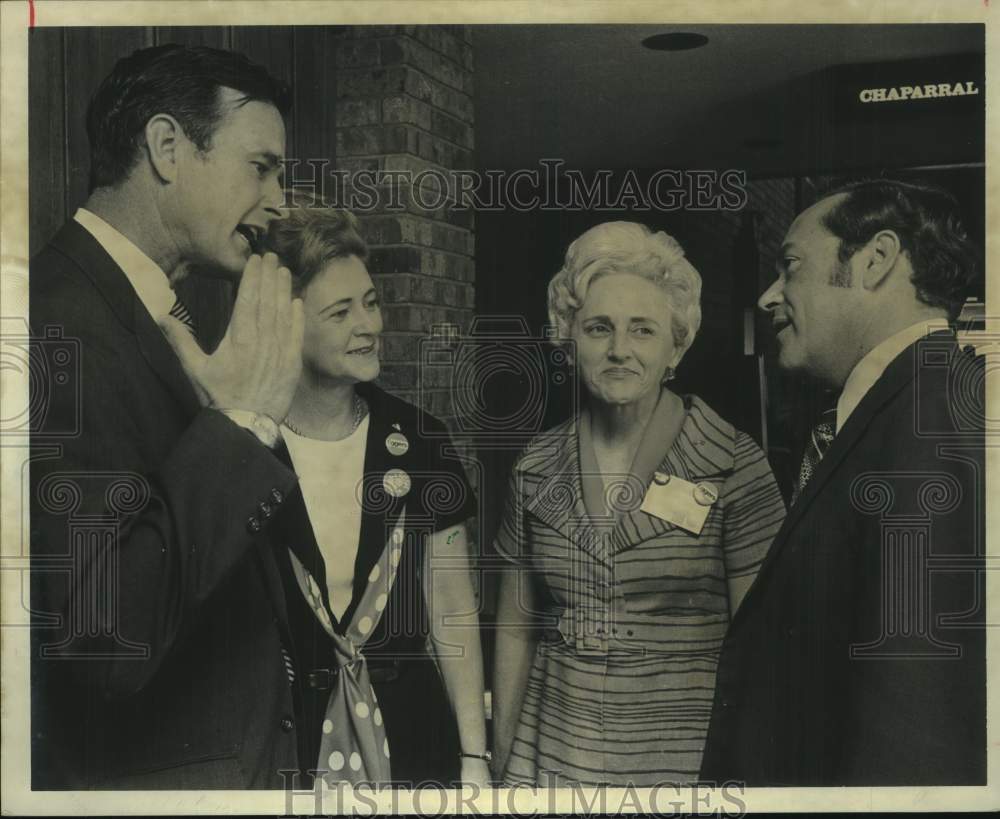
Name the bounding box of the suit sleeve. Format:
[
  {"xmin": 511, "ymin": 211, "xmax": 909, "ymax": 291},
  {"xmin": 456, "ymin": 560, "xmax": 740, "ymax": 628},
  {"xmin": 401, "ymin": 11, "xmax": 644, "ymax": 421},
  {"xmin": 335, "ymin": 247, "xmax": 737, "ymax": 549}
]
[
  {"xmin": 721, "ymin": 432, "xmax": 786, "ymax": 579},
  {"xmin": 30, "ymin": 336, "xmax": 298, "ymax": 700}
]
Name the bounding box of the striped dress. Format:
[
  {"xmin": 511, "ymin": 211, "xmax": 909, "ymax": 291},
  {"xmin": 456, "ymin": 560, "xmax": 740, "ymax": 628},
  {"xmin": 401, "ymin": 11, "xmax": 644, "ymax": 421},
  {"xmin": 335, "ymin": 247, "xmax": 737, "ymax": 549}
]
[{"xmin": 495, "ymin": 395, "xmax": 785, "ymax": 786}]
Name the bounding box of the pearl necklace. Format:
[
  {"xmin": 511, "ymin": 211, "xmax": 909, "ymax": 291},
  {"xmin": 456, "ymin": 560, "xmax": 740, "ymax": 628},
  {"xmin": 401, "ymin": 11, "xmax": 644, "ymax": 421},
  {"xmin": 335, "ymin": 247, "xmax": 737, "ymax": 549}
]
[{"xmin": 284, "ymin": 394, "xmax": 365, "ymax": 439}]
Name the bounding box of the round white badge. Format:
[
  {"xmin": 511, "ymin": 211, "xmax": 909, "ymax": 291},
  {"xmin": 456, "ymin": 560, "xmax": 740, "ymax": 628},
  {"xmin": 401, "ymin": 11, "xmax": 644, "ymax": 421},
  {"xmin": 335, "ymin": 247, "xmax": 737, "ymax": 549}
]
[
  {"xmin": 383, "ymin": 469, "xmax": 411, "ymax": 498},
  {"xmin": 385, "ymin": 432, "xmax": 409, "ymax": 456},
  {"xmin": 693, "ymin": 481, "xmax": 719, "ymax": 506}
]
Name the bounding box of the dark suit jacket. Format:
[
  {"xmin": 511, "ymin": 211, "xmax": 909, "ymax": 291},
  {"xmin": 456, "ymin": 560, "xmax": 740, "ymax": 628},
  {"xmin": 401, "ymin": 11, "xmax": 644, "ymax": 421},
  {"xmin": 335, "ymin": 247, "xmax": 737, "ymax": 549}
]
[
  {"xmin": 700, "ymin": 333, "xmax": 986, "ymax": 786},
  {"xmin": 30, "ymin": 220, "xmax": 302, "ymax": 788}
]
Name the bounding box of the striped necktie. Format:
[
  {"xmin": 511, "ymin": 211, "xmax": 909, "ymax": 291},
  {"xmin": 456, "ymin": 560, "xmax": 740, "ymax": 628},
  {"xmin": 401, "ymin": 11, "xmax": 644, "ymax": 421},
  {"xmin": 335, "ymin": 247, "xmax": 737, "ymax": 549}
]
[
  {"xmin": 168, "ymin": 296, "xmax": 197, "ymax": 336},
  {"xmin": 281, "ymin": 646, "xmax": 296, "ymax": 685},
  {"xmin": 791, "ymin": 406, "xmax": 837, "ymax": 505}
]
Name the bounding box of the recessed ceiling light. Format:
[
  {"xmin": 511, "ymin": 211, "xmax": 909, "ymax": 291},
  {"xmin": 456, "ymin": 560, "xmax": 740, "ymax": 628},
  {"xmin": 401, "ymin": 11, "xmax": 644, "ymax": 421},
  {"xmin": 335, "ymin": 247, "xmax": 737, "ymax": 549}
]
[{"xmin": 642, "ymin": 32, "xmax": 709, "ymax": 51}]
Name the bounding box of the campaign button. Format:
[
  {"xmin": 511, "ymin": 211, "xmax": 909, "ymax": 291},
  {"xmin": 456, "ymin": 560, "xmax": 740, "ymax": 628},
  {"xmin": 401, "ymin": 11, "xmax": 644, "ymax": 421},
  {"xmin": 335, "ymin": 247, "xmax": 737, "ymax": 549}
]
[
  {"xmin": 693, "ymin": 482, "xmax": 719, "ymax": 506},
  {"xmin": 386, "ymin": 432, "xmax": 409, "ymax": 456},
  {"xmin": 383, "ymin": 469, "xmax": 411, "ymax": 498}
]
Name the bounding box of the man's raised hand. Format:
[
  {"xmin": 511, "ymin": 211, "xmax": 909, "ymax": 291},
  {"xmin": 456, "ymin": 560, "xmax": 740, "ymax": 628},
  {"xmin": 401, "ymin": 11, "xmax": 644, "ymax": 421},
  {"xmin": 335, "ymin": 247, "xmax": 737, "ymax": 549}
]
[{"xmin": 161, "ymin": 252, "xmax": 304, "ymax": 423}]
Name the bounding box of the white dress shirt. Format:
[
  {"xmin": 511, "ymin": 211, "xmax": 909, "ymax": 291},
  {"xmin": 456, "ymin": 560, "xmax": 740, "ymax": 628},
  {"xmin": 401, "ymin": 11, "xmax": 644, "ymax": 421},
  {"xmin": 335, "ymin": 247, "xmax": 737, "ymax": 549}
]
[
  {"xmin": 74, "ymin": 208, "xmax": 175, "ymax": 322},
  {"xmin": 836, "ymin": 319, "xmax": 948, "ymax": 434}
]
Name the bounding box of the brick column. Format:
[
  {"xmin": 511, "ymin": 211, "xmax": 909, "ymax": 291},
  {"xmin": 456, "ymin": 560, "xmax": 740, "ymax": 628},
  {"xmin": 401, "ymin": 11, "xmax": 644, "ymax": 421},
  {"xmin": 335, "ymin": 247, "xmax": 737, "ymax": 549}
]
[{"xmin": 334, "ymin": 26, "xmax": 476, "ymax": 424}]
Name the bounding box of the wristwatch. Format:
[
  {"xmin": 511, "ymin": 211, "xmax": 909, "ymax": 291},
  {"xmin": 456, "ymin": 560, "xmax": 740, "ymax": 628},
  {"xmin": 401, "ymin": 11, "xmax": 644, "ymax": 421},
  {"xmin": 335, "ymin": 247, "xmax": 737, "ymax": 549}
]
[
  {"xmin": 218, "ymin": 409, "xmax": 281, "ymax": 449},
  {"xmin": 459, "ymin": 750, "xmax": 492, "ymax": 764}
]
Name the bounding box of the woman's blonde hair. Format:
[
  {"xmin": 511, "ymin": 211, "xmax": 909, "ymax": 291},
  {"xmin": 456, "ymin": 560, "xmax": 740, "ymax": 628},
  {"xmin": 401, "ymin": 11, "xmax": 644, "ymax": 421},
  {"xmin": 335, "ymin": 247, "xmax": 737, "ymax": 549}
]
[{"xmin": 547, "ymin": 221, "xmax": 702, "ymax": 362}]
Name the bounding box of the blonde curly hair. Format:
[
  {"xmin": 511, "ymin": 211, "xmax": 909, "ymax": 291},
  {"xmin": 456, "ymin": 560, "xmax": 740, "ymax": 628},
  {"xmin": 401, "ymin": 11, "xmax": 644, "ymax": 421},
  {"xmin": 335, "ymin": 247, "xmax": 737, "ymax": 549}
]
[{"xmin": 547, "ymin": 221, "xmax": 702, "ymax": 364}]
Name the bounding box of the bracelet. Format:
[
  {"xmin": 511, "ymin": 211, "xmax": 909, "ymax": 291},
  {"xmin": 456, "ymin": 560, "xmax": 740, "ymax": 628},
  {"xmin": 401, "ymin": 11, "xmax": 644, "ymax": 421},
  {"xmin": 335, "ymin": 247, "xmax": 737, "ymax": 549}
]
[{"xmin": 460, "ymin": 750, "xmax": 492, "ymax": 763}]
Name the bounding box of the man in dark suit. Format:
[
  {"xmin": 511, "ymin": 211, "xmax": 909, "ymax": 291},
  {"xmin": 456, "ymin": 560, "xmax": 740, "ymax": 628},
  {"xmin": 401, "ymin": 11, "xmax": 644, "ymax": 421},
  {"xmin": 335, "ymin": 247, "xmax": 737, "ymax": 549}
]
[
  {"xmin": 30, "ymin": 44, "xmax": 306, "ymax": 788},
  {"xmin": 700, "ymin": 179, "xmax": 986, "ymax": 785}
]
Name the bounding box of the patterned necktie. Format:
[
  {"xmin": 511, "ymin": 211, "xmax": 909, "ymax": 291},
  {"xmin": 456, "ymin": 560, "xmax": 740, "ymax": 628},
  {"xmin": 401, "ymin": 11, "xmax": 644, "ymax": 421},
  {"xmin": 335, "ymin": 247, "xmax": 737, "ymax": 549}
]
[
  {"xmin": 791, "ymin": 406, "xmax": 837, "ymax": 505},
  {"xmin": 168, "ymin": 296, "xmax": 197, "ymax": 336},
  {"xmin": 280, "ymin": 646, "xmax": 295, "ymax": 685}
]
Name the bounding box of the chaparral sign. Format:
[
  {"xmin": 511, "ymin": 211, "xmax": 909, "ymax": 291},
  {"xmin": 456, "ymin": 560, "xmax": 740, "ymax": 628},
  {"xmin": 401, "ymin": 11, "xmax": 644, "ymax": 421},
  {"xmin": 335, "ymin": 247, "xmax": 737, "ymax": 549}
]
[{"xmin": 859, "ymin": 81, "xmax": 980, "ymax": 103}]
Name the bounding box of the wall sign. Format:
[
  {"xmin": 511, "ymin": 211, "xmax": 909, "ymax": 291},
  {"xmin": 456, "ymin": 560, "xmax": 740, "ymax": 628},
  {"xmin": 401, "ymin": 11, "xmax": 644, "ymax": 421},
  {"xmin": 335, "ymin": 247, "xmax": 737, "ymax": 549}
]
[{"xmin": 859, "ymin": 81, "xmax": 980, "ymax": 103}]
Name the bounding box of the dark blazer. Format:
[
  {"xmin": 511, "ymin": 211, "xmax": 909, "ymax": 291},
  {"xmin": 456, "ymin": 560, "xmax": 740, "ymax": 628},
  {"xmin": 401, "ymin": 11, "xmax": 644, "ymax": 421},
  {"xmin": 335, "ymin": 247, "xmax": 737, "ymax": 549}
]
[
  {"xmin": 30, "ymin": 220, "xmax": 301, "ymax": 788},
  {"xmin": 269, "ymin": 382, "xmax": 477, "ymax": 784},
  {"xmin": 700, "ymin": 333, "xmax": 986, "ymax": 786}
]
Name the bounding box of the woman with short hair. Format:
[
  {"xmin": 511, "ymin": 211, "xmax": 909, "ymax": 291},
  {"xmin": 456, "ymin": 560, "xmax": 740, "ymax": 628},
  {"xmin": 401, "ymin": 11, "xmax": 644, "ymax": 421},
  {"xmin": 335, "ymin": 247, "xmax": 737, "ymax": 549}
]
[
  {"xmin": 492, "ymin": 221, "xmax": 786, "ymax": 786},
  {"xmin": 264, "ymin": 201, "xmax": 489, "ymax": 787}
]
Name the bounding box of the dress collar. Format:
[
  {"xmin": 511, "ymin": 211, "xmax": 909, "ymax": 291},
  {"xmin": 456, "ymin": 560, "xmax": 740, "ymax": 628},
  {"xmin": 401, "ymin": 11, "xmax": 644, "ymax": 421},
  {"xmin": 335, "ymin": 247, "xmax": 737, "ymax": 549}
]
[{"xmin": 518, "ymin": 393, "xmax": 736, "ymax": 545}]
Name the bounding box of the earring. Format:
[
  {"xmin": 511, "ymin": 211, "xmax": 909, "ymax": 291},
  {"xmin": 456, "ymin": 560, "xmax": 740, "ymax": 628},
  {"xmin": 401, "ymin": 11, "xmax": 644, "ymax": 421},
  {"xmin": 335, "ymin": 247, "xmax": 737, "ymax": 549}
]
[{"xmin": 662, "ymin": 367, "xmax": 676, "ymax": 384}]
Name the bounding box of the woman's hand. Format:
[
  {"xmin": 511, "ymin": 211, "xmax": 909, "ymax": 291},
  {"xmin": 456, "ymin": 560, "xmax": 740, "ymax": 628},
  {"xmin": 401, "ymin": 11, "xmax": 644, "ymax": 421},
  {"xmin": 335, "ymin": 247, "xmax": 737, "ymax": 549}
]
[
  {"xmin": 492, "ymin": 569, "xmax": 539, "ymax": 778},
  {"xmin": 425, "ymin": 524, "xmax": 490, "ymax": 788},
  {"xmin": 459, "ymin": 756, "xmax": 492, "ymax": 787}
]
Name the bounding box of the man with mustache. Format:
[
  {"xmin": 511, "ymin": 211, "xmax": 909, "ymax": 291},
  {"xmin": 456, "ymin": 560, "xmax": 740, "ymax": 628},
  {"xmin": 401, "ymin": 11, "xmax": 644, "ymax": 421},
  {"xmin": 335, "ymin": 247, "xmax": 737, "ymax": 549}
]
[
  {"xmin": 30, "ymin": 44, "xmax": 304, "ymax": 788},
  {"xmin": 700, "ymin": 179, "xmax": 985, "ymax": 785}
]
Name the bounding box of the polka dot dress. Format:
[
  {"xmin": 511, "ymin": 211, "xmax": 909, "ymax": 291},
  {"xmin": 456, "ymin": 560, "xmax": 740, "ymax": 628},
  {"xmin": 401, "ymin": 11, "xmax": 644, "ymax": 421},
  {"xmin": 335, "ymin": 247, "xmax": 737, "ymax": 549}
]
[{"xmin": 287, "ymin": 514, "xmax": 408, "ymax": 784}]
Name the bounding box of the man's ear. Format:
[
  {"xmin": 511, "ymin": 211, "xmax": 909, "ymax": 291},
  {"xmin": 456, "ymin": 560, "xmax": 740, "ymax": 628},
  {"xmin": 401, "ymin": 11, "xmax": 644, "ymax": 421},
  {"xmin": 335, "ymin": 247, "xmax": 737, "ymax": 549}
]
[
  {"xmin": 144, "ymin": 114, "xmax": 185, "ymax": 184},
  {"xmin": 861, "ymin": 229, "xmax": 902, "ymax": 290}
]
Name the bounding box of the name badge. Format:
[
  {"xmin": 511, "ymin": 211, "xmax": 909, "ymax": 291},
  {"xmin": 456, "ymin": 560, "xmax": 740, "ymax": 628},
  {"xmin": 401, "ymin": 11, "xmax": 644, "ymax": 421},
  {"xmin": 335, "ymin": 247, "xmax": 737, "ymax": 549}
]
[{"xmin": 640, "ymin": 473, "xmax": 716, "ymax": 535}]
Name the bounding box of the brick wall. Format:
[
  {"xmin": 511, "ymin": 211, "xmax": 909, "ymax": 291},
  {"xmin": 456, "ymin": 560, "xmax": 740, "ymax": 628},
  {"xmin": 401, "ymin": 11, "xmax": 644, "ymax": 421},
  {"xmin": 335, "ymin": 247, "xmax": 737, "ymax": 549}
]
[{"xmin": 334, "ymin": 26, "xmax": 476, "ymax": 425}]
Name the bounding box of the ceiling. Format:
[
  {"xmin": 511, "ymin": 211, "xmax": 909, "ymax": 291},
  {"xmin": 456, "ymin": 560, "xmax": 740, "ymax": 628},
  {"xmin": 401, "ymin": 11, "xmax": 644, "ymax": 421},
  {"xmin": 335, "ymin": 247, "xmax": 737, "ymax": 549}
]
[{"xmin": 473, "ymin": 24, "xmax": 985, "ymax": 175}]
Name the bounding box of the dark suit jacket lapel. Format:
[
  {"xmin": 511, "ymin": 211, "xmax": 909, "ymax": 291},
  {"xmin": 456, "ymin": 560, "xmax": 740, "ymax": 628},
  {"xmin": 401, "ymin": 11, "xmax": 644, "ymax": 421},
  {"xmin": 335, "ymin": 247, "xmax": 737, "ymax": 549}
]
[
  {"xmin": 133, "ymin": 302, "xmax": 203, "ymax": 418},
  {"xmin": 736, "ymin": 336, "xmax": 940, "ymax": 619},
  {"xmin": 50, "ymin": 220, "xmax": 202, "ymax": 418},
  {"xmin": 341, "ymin": 386, "xmax": 409, "ymax": 627},
  {"xmin": 52, "ymin": 220, "xmax": 285, "ymax": 638}
]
